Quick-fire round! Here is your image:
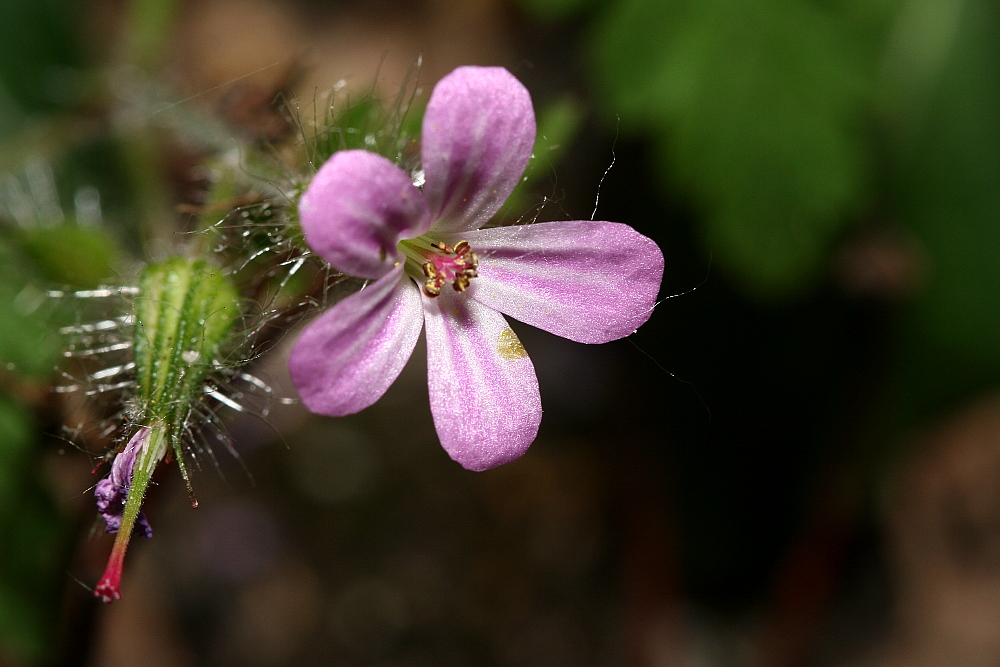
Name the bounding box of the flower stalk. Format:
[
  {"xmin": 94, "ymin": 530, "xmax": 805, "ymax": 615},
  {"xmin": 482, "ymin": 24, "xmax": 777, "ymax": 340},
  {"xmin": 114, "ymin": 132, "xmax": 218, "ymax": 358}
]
[{"xmin": 95, "ymin": 424, "xmax": 167, "ymax": 603}]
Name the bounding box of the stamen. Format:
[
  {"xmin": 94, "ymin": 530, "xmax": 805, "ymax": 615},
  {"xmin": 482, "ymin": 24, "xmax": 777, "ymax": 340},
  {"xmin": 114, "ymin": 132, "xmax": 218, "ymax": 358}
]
[
  {"xmin": 420, "ymin": 240, "xmax": 479, "ymax": 298},
  {"xmin": 398, "ymin": 237, "xmax": 480, "ymax": 297}
]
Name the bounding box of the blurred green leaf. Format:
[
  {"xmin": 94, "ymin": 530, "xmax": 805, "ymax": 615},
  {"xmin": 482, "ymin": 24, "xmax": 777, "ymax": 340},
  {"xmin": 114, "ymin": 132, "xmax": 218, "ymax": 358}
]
[
  {"xmin": 522, "ymin": 95, "xmax": 585, "ymax": 187},
  {"xmin": 0, "ymin": 585, "xmax": 42, "ymax": 664},
  {"xmin": 889, "ymin": 0, "xmax": 1000, "ymax": 408},
  {"xmin": 0, "ymin": 498, "xmax": 64, "ymax": 666},
  {"xmin": 591, "ymin": 0, "xmax": 872, "ymax": 297},
  {"xmin": 0, "ymin": 395, "xmax": 31, "ymax": 511},
  {"xmin": 125, "ymin": 0, "xmax": 181, "ymax": 69},
  {"xmin": 504, "ymin": 95, "xmax": 585, "ymax": 216},
  {"xmin": 0, "ymin": 220, "xmax": 117, "ymax": 377},
  {"xmin": 0, "ymin": 394, "xmax": 62, "ymax": 665},
  {"xmin": 21, "ymin": 222, "xmax": 120, "ymax": 288},
  {"xmin": 516, "ymin": 0, "xmax": 595, "ymax": 23},
  {"xmin": 0, "ymin": 239, "xmax": 60, "ymax": 378},
  {"xmin": 0, "ymin": 0, "xmax": 82, "ymax": 116}
]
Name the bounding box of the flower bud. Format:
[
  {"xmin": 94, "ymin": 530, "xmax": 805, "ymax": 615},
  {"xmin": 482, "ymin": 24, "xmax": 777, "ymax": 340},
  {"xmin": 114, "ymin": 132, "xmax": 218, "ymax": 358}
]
[
  {"xmin": 133, "ymin": 256, "xmax": 241, "ymax": 425},
  {"xmin": 95, "ymin": 257, "xmax": 241, "ymax": 602}
]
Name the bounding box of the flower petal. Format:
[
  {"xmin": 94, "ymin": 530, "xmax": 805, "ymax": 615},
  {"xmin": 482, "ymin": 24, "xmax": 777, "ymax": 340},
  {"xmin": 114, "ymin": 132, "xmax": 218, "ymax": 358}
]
[
  {"xmin": 111, "ymin": 427, "xmax": 149, "ymax": 488},
  {"xmin": 455, "ymin": 221, "xmax": 664, "ymax": 344},
  {"xmin": 299, "ymin": 150, "xmax": 431, "ymax": 279},
  {"xmin": 423, "ymin": 291, "xmax": 540, "ymax": 471},
  {"xmin": 289, "ymin": 266, "xmax": 423, "ymax": 416},
  {"xmin": 421, "ymin": 66, "xmax": 536, "ymax": 233}
]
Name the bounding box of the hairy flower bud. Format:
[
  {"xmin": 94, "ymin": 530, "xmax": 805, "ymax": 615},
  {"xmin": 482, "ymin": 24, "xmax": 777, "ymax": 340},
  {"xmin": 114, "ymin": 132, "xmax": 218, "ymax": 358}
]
[
  {"xmin": 95, "ymin": 257, "xmax": 241, "ymax": 602},
  {"xmin": 133, "ymin": 257, "xmax": 241, "ymax": 423}
]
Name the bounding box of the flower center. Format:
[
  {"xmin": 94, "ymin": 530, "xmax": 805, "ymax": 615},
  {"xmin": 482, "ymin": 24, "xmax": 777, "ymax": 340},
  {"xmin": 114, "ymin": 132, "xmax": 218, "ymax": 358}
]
[{"xmin": 399, "ymin": 238, "xmax": 479, "ymax": 298}]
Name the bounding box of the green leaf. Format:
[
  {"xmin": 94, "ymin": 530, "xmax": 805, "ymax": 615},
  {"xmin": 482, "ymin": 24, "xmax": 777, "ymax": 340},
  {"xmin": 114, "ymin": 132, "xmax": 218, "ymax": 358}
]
[
  {"xmin": 522, "ymin": 95, "xmax": 585, "ymax": 187},
  {"xmin": 20, "ymin": 223, "xmax": 120, "ymax": 288},
  {"xmin": 0, "ymin": 394, "xmax": 62, "ymax": 665},
  {"xmin": 0, "ymin": 0, "xmax": 82, "ymax": 115},
  {"xmin": 892, "ymin": 0, "xmax": 1000, "ymax": 372},
  {"xmin": 0, "ymin": 238, "xmax": 61, "ymax": 377},
  {"xmin": 591, "ymin": 0, "xmax": 872, "ymax": 297},
  {"xmin": 503, "ymin": 95, "xmax": 585, "ymax": 216},
  {"xmin": 124, "ymin": 0, "xmax": 181, "ymax": 69},
  {"xmin": 515, "ymin": 0, "xmax": 595, "ymax": 23},
  {"xmin": 0, "ymin": 395, "xmax": 32, "ymax": 512}
]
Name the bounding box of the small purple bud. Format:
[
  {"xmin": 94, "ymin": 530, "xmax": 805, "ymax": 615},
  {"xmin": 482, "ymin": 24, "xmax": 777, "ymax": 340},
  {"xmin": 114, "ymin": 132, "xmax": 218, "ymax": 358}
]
[{"xmin": 95, "ymin": 428, "xmax": 153, "ymax": 538}]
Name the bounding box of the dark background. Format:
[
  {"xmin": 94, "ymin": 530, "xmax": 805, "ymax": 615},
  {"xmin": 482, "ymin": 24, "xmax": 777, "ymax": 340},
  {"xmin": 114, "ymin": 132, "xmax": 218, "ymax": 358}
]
[{"xmin": 2, "ymin": 0, "xmax": 1000, "ymax": 665}]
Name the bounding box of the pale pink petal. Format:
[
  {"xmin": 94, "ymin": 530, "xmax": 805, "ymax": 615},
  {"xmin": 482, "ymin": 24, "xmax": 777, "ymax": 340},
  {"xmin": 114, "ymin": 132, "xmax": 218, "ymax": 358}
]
[
  {"xmin": 299, "ymin": 150, "xmax": 431, "ymax": 279},
  {"xmin": 421, "ymin": 66, "xmax": 536, "ymax": 233},
  {"xmin": 289, "ymin": 266, "xmax": 423, "ymax": 416},
  {"xmin": 423, "ymin": 291, "xmax": 540, "ymax": 471},
  {"xmin": 452, "ymin": 221, "xmax": 663, "ymax": 344}
]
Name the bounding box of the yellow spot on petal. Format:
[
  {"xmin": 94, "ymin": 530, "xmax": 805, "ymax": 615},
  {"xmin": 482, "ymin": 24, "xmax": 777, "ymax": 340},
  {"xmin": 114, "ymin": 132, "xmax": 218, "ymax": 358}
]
[{"xmin": 497, "ymin": 327, "xmax": 527, "ymax": 360}]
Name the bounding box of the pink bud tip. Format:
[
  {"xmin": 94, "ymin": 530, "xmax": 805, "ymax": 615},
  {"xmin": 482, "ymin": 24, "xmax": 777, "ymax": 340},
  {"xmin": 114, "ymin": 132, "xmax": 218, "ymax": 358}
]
[{"xmin": 94, "ymin": 546, "xmax": 125, "ymax": 604}]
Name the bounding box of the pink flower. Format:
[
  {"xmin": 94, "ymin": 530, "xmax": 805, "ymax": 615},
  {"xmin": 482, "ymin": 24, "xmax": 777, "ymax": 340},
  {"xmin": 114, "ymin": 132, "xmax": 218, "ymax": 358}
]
[{"xmin": 289, "ymin": 66, "xmax": 663, "ymax": 471}]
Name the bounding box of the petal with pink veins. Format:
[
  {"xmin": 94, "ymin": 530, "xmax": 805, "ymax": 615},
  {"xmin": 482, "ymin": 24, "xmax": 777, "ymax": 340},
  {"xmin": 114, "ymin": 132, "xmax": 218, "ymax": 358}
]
[
  {"xmin": 299, "ymin": 150, "xmax": 431, "ymax": 279},
  {"xmin": 421, "ymin": 67, "xmax": 536, "ymax": 233},
  {"xmin": 454, "ymin": 221, "xmax": 664, "ymax": 344},
  {"xmin": 423, "ymin": 290, "xmax": 540, "ymax": 471},
  {"xmin": 289, "ymin": 266, "xmax": 424, "ymax": 416}
]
